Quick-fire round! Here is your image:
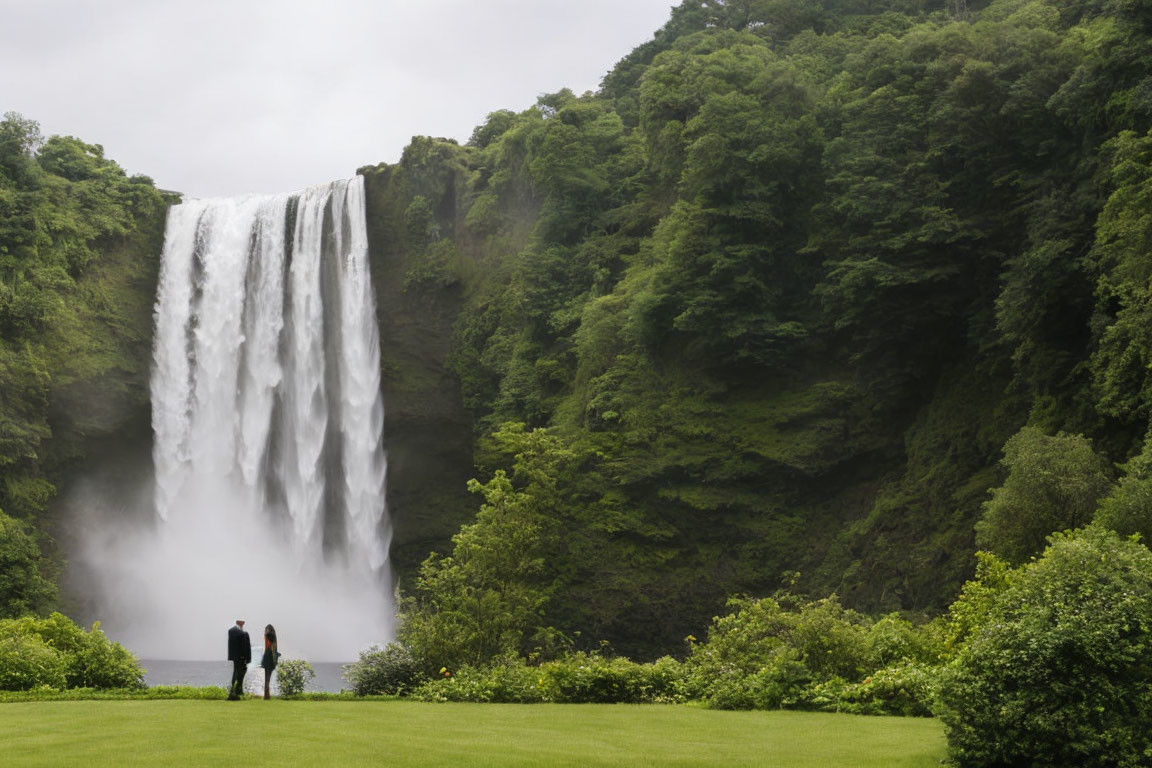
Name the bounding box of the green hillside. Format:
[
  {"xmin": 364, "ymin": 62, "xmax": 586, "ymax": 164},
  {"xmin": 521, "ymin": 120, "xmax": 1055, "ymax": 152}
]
[{"xmin": 364, "ymin": 0, "xmax": 1152, "ymax": 659}]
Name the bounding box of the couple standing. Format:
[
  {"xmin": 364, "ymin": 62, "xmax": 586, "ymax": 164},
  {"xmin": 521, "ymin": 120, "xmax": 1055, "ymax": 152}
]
[{"xmin": 227, "ymin": 619, "xmax": 281, "ymax": 700}]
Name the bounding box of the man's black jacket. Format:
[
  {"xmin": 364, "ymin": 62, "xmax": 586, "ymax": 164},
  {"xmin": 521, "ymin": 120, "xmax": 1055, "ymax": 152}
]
[{"xmin": 228, "ymin": 625, "xmax": 251, "ymax": 663}]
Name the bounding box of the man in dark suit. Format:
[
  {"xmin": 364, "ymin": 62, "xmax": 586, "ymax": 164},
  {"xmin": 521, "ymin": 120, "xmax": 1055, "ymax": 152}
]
[{"xmin": 227, "ymin": 619, "xmax": 251, "ymax": 700}]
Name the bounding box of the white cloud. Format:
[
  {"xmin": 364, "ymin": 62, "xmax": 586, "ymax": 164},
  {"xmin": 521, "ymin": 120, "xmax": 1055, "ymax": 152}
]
[{"xmin": 0, "ymin": 0, "xmax": 675, "ymax": 197}]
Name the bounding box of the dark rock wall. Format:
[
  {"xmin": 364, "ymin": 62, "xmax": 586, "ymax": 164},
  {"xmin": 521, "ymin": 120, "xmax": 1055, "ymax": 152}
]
[{"xmin": 360, "ymin": 163, "xmax": 476, "ymax": 585}]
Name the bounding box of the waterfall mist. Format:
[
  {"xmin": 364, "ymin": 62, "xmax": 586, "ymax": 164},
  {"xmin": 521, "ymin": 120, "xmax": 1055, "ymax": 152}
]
[{"xmin": 75, "ymin": 177, "xmax": 394, "ymax": 662}]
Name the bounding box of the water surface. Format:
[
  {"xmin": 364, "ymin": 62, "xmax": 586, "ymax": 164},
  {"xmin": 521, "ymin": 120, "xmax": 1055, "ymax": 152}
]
[{"xmin": 142, "ymin": 659, "xmax": 350, "ymax": 694}]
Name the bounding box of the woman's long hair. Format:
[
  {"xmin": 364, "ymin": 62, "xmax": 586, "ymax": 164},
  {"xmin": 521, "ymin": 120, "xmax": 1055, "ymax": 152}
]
[{"xmin": 264, "ymin": 624, "xmax": 277, "ymax": 646}]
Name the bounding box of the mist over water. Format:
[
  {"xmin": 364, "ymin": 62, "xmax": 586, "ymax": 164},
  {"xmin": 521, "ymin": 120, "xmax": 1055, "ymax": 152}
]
[{"xmin": 78, "ymin": 177, "xmax": 394, "ymax": 661}]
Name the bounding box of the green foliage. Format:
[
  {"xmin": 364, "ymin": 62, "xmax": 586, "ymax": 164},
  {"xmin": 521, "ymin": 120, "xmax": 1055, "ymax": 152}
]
[
  {"xmin": 0, "ymin": 631, "xmax": 67, "ymax": 691},
  {"xmin": 975, "ymin": 426, "xmax": 1113, "ymax": 563},
  {"xmin": 0, "ymin": 111, "xmax": 168, "ymax": 617},
  {"xmin": 1091, "ymin": 129, "xmax": 1152, "ymax": 422},
  {"xmin": 343, "ymin": 643, "xmax": 425, "ymax": 696},
  {"xmin": 398, "ymin": 424, "xmax": 576, "ymax": 668},
  {"xmin": 812, "ymin": 663, "xmax": 937, "ymax": 717},
  {"xmin": 1094, "ymin": 434, "xmax": 1152, "ymax": 542},
  {"xmin": 538, "ymin": 651, "xmax": 661, "ymax": 704},
  {"xmin": 409, "ymin": 651, "xmax": 688, "ymax": 705},
  {"xmin": 402, "ymin": 239, "xmax": 462, "ymax": 292},
  {"xmin": 937, "ymin": 551, "xmax": 1014, "ymax": 657},
  {"xmin": 410, "ymin": 659, "xmax": 549, "ymax": 703},
  {"xmin": 678, "ymin": 592, "xmax": 941, "ymax": 714},
  {"xmin": 416, "ymin": 0, "xmax": 1152, "ymax": 654},
  {"xmin": 936, "ymin": 527, "xmax": 1152, "ymax": 767},
  {"xmin": 0, "ymin": 612, "xmax": 142, "ymax": 690},
  {"xmin": 0, "ymin": 511, "xmax": 56, "ymax": 618},
  {"xmin": 276, "ymin": 659, "xmax": 316, "ymax": 696},
  {"xmin": 0, "ymin": 685, "xmax": 230, "ymax": 702}
]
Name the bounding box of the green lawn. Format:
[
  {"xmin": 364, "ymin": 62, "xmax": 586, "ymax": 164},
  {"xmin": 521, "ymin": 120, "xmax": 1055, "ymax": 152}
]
[{"xmin": 1, "ymin": 700, "xmax": 947, "ymax": 767}]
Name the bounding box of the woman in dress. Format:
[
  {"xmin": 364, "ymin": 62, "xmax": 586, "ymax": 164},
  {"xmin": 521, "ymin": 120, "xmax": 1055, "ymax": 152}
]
[{"xmin": 260, "ymin": 624, "xmax": 279, "ymax": 699}]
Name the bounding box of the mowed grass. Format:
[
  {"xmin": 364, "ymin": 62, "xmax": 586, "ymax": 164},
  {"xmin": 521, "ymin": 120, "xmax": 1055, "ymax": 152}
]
[{"xmin": 2, "ymin": 700, "xmax": 946, "ymax": 767}]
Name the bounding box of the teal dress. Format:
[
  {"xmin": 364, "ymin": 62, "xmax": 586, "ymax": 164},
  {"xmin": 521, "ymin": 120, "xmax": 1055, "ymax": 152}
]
[{"xmin": 261, "ymin": 639, "xmax": 279, "ymax": 670}]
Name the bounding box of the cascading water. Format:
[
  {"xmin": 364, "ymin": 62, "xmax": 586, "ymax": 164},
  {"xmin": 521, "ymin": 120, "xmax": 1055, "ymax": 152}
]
[{"xmin": 100, "ymin": 177, "xmax": 393, "ymax": 661}]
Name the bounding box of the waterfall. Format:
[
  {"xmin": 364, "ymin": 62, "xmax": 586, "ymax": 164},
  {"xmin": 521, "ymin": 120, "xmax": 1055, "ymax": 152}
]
[{"xmin": 123, "ymin": 176, "xmax": 393, "ymax": 661}]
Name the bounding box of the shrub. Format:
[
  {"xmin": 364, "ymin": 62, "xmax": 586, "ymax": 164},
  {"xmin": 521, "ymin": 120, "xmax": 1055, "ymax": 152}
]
[
  {"xmin": 679, "ymin": 594, "xmax": 874, "ymax": 709},
  {"xmin": 864, "ymin": 614, "xmax": 943, "ymax": 670},
  {"xmin": 411, "ymin": 661, "xmax": 548, "ymax": 703},
  {"xmin": 539, "ymin": 652, "xmax": 650, "ymax": 703},
  {"xmin": 0, "ymin": 613, "xmax": 143, "ymax": 689},
  {"xmin": 936, "ymin": 527, "xmax": 1152, "ymax": 767},
  {"xmin": 640, "ymin": 655, "xmax": 686, "ymax": 703},
  {"xmin": 1095, "ymin": 439, "xmax": 1152, "ymax": 544},
  {"xmin": 410, "ymin": 653, "xmax": 685, "ymax": 704},
  {"xmin": 690, "ymin": 647, "xmax": 810, "ymax": 710},
  {"xmin": 826, "ymin": 662, "xmax": 936, "ymax": 717},
  {"xmin": 276, "ymin": 659, "xmax": 315, "ymax": 696},
  {"xmin": 0, "ymin": 632, "xmax": 67, "ymax": 690},
  {"xmin": 343, "ymin": 643, "xmax": 424, "ymax": 696}
]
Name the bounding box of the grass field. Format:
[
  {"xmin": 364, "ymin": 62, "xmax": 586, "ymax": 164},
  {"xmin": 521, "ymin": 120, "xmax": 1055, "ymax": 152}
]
[{"xmin": 1, "ymin": 700, "xmax": 946, "ymax": 766}]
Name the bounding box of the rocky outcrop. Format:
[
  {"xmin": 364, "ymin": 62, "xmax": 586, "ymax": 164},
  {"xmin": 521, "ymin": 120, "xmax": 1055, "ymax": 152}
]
[{"xmin": 360, "ymin": 156, "xmax": 476, "ymax": 584}]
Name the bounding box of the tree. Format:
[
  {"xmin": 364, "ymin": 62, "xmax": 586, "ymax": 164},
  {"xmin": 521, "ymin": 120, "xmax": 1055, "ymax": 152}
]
[
  {"xmin": 1095, "ymin": 437, "xmax": 1152, "ymax": 543},
  {"xmin": 398, "ymin": 425, "xmax": 576, "ymax": 668},
  {"xmin": 0, "ymin": 112, "xmax": 43, "ymax": 187},
  {"xmin": 0, "ymin": 510, "xmax": 57, "ymax": 618},
  {"xmin": 975, "ymin": 427, "xmax": 1113, "ymax": 564}
]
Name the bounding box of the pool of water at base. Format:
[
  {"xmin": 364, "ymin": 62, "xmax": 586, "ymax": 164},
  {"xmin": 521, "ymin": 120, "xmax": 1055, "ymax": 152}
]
[{"xmin": 142, "ymin": 659, "xmax": 351, "ymax": 695}]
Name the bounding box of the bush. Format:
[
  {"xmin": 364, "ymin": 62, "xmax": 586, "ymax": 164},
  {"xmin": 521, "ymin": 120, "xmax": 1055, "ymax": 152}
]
[
  {"xmin": 688, "ymin": 647, "xmax": 810, "ymax": 710},
  {"xmin": 813, "ymin": 663, "xmax": 937, "ymax": 717},
  {"xmin": 674, "ymin": 592, "xmax": 946, "ymax": 712},
  {"xmin": 0, "ymin": 613, "xmax": 143, "ymax": 689},
  {"xmin": 936, "ymin": 527, "xmax": 1152, "ymax": 767},
  {"xmin": 679, "ymin": 594, "xmax": 873, "ymax": 709},
  {"xmin": 343, "ymin": 643, "xmax": 424, "ymax": 696},
  {"xmin": 639, "ymin": 655, "xmax": 686, "ymax": 703},
  {"xmin": 411, "ymin": 661, "xmax": 548, "ymax": 703},
  {"xmin": 276, "ymin": 659, "xmax": 315, "ymax": 696},
  {"xmin": 0, "ymin": 632, "xmax": 67, "ymax": 690},
  {"xmin": 864, "ymin": 614, "xmax": 943, "ymax": 669},
  {"xmin": 539, "ymin": 652, "xmax": 651, "ymax": 703}
]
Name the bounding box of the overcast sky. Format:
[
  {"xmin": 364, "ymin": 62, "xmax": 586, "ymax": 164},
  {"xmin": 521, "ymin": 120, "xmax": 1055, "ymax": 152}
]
[{"xmin": 1, "ymin": 0, "xmax": 675, "ymax": 198}]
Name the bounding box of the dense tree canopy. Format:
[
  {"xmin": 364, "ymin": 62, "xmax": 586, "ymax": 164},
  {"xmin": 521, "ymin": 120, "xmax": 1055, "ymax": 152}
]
[
  {"xmin": 359, "ymin": 0, "xmax": 1152, "ymax": 658},
  {"xmin": 0, "ymin": 112, "xmax": 169, "ymax": 618},
  {"xmin": 12, "ymin": 0, "xmax": 1152, "ymax": 675}
]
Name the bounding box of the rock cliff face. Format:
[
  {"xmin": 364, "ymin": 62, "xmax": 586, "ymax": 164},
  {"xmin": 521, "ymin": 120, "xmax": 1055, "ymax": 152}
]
[{"xmin": 360, "ymin": 160, "xmax": 476, "ymax": 584}]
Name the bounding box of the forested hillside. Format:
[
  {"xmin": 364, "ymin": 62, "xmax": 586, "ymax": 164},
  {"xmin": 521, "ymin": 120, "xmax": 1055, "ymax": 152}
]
[
  {"xmin": 6, "ymin": 0, "xmax": 1152, "ymax": 667},
  {"xmin": 365, "ymin": 0, "xmax": 1152, "ymax": 659},
  {"xmin": 0, "ymin": 113, "xmax": 171, "ymax": 617}
]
